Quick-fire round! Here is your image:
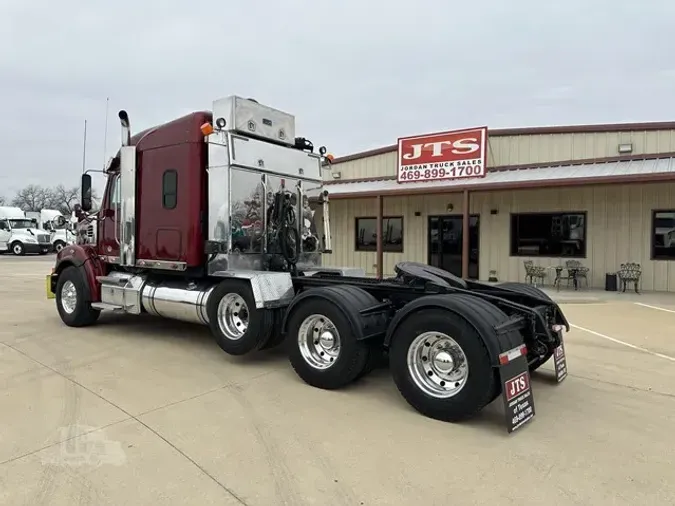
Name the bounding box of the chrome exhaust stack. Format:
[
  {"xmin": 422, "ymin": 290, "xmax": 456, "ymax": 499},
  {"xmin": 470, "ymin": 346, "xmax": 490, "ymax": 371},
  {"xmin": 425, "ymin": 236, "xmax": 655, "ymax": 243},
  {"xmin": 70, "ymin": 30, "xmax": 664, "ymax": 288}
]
[{"xmin": 119, "ymin": 110, "xmax": 131, "ymax": 146}]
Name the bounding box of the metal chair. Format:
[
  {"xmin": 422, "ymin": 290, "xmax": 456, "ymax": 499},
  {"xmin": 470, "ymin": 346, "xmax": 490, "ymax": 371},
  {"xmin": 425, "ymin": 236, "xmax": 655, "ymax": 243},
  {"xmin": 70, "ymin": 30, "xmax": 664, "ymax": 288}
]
[
  {"xmin": 618, "ymin": 263, "xmax": 642, "ymax": 293},
  {"xmin": 564, "ymin": 259, "xmax": 589, "ymax": 289},
  {"xmin": 524, "ymin": 260, "xmax": 546, "ymax": 286}
]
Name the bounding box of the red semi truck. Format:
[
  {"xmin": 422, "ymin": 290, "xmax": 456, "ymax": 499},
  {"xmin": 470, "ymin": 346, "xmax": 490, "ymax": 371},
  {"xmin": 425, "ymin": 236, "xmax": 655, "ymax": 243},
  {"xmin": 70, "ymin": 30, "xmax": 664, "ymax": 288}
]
[{"xmin": 48, "ymin": 95, "xmax": 569, "ymax": 429}]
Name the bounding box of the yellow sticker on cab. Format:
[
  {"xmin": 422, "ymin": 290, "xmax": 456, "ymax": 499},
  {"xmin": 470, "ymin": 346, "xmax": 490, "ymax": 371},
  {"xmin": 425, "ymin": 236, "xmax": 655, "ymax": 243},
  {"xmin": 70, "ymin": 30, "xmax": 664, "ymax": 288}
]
[{"xmin": 46, "ymin": 274, "xmax": 55, "ymax": 299}]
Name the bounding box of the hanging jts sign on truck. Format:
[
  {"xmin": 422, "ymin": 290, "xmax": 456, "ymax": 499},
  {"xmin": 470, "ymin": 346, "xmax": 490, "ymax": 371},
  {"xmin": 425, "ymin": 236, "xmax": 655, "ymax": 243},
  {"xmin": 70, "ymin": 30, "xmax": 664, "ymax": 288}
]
[{"xmin": 397, "ymin": 127, "xmax": 488, "ymax": 183}]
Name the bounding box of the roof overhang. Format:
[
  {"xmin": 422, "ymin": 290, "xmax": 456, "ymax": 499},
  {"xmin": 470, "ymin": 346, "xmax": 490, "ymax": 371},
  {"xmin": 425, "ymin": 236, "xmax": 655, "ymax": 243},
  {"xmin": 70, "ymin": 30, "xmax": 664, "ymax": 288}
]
[{"xmin": 325, "ymin": 157, "xmax": 675, "ymax": 199}]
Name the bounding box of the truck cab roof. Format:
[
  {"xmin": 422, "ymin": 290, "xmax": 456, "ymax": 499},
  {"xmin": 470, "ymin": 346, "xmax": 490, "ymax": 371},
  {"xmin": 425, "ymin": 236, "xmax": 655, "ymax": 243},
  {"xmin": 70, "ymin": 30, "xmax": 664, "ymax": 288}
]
[{"xmin": 107, "ymin": 111, "xmax": 212, "ymax": 173}]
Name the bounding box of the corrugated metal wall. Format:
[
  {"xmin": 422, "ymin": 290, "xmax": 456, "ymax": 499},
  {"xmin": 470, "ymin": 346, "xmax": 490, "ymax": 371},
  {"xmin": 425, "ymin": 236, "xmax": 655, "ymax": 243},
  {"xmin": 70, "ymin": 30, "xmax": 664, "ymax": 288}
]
[
  {"xmin": 321, "ymin": 182, "xmax": 675, "ymax": 292},
  {"xmin": 328, "ymin": 129, "xmax": 675, "ymax": 181}
]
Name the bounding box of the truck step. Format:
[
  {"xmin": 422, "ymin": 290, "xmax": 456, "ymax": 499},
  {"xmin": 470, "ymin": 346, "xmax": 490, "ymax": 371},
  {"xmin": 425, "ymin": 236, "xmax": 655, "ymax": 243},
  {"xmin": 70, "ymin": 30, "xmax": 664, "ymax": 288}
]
[
  {"xmin": 91, "ymin": 302, "xmax": 124, "ymax": 312},
  {"xmin": 96, "ymin": 275, "xmax": 131, "ymax": 285}
]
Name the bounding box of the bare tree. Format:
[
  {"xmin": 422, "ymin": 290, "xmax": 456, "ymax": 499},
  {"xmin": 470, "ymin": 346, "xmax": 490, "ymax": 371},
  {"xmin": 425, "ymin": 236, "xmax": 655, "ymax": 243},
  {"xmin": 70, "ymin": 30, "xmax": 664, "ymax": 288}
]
[
  {"xmin": 11, "ymin": 184, "xmax": 99, "ymax": 215},
  {"xmin": 0, "ymin": 195, "xmax": 5, "ymax": 205},
  {"xmin": 51, "ymin": 185, "xmax": 81, "ymax": 215},
  {"xmin": 11, "ymin": 185, "xmax": 56, "ymax": 212}
]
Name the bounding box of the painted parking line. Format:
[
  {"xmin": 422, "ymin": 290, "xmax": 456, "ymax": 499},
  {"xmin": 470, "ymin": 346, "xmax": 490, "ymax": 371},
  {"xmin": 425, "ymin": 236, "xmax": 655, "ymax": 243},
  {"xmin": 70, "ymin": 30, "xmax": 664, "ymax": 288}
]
[
  {"xmin": 634, "ymin": 302, "xmax": 675, "ymax": 314},
  {"xmin": 570, "ymin": 324, "xmax": 675, "ymax": 363},
  {"xmin": 1, "ymin": 275, "xmax": 48, "ymax": 280}
]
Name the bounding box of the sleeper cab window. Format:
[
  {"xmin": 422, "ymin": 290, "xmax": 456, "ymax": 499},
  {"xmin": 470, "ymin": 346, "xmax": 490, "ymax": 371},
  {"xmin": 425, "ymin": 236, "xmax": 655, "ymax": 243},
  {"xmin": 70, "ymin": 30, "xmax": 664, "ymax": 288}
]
[
  {"xmin": 510, "ymin": 212, "xmax": 587, "ymax": 258},
  {"xmin": 162, "ymin": 169, "xmax": 178, "ymax": 209},
  {"xmin": 355, "ymin": 216, "xmax": 404, "ymax": 252}
]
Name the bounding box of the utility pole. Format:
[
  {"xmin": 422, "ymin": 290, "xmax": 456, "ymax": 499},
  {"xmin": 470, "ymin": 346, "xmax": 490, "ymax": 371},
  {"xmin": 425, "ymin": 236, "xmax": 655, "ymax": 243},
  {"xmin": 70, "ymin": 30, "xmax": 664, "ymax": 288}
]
[{"xmin": 81, "ymin": 119, "xmax": 88, "ymax": 173}]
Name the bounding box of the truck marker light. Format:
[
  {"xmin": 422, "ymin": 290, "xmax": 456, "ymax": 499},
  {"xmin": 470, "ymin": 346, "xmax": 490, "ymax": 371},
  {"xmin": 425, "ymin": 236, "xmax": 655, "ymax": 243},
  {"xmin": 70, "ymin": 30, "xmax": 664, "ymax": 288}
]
[
  {"xmin": 498, "ymin": 344, "xmax": 527, "ymax": 365},
  {"xmin": 200, "ymin": 122, "xmax": 214, "ymax": 136}
]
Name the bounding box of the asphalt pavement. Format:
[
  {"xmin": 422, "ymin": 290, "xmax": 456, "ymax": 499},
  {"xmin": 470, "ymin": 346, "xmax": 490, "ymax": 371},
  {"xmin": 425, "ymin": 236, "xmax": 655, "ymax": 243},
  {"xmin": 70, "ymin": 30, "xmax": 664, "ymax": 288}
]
[{"xmin": 1, "ymin": 255, "xmax": 674, "ymax": 505}]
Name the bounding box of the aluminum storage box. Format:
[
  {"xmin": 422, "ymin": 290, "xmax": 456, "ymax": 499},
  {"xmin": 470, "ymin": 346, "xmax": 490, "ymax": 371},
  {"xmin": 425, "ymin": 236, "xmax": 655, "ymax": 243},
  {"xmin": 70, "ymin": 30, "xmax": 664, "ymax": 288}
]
[{"xmin": 212, "ymin": 96, "xmax": 296, "ymax": 146}]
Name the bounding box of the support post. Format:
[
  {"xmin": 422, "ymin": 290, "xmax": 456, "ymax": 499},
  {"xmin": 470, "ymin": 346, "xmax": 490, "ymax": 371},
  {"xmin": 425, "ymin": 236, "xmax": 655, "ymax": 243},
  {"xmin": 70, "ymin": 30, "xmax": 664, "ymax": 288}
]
[
  {"xmin": 462, "ymin": 189, "xmax": 470, "ymax": 279},
  {"xmin": 376, "ymin": 194, "xmax": 384, "ymax": 279}
]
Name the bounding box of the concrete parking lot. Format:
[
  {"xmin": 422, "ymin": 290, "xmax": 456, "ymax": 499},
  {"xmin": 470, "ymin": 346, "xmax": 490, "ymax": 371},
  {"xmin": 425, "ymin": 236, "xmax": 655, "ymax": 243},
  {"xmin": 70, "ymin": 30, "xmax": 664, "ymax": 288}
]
[{"xmin": 1, "ymin": 255, "xmax": 674, "ymax": 506}]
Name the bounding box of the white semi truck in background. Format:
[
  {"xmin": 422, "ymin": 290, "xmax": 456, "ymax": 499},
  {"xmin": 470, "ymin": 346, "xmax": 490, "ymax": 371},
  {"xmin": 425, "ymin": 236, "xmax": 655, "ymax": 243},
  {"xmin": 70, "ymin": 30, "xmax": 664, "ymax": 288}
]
[
  {"xmin": 25, "ymin": 209, "xmax": 76, "ymax": 252},
  {"xmin": 0, "ymin": 206, "xmax": 53, "ymax": 255}
]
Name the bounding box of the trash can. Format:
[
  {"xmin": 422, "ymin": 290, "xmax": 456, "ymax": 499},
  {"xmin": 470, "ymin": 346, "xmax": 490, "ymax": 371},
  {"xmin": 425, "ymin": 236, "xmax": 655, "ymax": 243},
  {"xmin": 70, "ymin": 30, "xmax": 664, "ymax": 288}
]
[{"xmin": 605, "ymin": 273, "xmax": 618, "ymax": 292}]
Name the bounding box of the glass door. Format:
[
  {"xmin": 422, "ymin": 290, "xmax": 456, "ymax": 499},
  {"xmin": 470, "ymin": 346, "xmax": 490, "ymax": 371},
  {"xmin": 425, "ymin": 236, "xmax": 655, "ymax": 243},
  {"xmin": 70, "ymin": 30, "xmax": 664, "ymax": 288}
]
[{"xmin": 428, "ymin": 215, "xmax": 480, "ymax": 279}]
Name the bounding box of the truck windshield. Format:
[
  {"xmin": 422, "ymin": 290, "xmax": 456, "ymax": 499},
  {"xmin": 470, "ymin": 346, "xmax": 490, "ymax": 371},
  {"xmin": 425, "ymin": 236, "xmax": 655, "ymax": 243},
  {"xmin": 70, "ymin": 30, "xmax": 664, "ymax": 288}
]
[{"xmin": 9, "ymin": 219, "xmax": 34, "ymax": 229}]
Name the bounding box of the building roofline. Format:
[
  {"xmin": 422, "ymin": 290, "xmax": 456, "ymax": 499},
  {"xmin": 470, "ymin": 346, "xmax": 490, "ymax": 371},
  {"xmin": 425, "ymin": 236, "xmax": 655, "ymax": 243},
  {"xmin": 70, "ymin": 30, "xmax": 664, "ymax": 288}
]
[
  {"xmin": 331, "ymin": 120, "xmax": 675, "ymax": 164},
  {"xmin": 328, "ymin": 172, "xmax": 675, "ymax": 200},
  {"xmin": 325, "ymin": 151, "xmax": 675, "ymax": 185}
]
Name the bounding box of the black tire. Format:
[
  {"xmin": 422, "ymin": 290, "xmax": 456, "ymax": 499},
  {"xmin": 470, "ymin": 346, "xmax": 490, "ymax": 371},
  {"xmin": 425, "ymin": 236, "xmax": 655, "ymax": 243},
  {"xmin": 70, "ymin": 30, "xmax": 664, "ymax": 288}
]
[
  {"xmin": 259, "ymin": 309, "xmax": 286, "ymax": 350},
  {"xmin": 286, "ymin": 286, "xmax": 378, "ymax": 390},
  {"xmin": 357, "ymin": 346, "xmax": 388, "ymax": 379},
  {"xmin": 207, "ymin": 279, "xmax": 274, "ymax": 356},
  {"xmin": 54, "ymin": 241, "xmax": 66, "ymax": 253},
  {"xmin": 389, "ymin": 295, "xmax": 522, "ymax": 422},
  {"xmin": 497, "ymin": 282, "xmax": 554, "ymax": 371},
  {"xmin": 55, "ymin": 266, "xmax": 101, "ymax": 327},
  {"xmin": 11, "ymin": 241, "xmax": 25, "ymax": 256}
]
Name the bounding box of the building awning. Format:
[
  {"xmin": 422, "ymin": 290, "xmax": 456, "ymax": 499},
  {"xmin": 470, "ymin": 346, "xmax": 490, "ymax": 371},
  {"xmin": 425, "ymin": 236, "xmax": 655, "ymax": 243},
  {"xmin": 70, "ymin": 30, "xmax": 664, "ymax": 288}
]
[{"xmin": 325, "ymin": 157, "xmax": 675, "ymax": 198}]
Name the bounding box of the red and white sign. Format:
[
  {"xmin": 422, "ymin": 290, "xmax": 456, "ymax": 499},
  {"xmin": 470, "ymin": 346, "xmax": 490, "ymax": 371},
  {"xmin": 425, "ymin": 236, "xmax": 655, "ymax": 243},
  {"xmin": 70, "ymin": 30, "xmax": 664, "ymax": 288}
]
[
  {"xmin": 397, "ymin": 126, "xmax": 488, "ymax": 183},
  {"xmin": 504, "ymin": 371, "xmax": 531, "ymax": 402}
]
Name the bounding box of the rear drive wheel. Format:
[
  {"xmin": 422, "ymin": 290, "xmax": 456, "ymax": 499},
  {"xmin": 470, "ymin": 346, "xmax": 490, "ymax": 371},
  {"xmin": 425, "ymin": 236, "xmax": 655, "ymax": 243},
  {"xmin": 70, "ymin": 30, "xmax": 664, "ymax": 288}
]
[
  {"xmin": 390, "ymin": 308, "xmax": 496, "ymax": 422},
  {"xmin": 286, "ymin": 286, "xmax": 380, "ymax": 389},
  {"xmin": 259, "ymin": 310, "xmax": 286, "ymax": 350},
  {"xmin": 207, "ymin": 279, "xmax": 274, "ymax": 356},
  {"xmin": 55, "ymin": 266, "xmax": 101, "ymax": 327},
  {"xmin": 11, "ymin": 241, "xmax": 25, "ymax": 256},
  {"xmin": 498, "ymin": 282, "xmax": 554, "ymax": 371}
]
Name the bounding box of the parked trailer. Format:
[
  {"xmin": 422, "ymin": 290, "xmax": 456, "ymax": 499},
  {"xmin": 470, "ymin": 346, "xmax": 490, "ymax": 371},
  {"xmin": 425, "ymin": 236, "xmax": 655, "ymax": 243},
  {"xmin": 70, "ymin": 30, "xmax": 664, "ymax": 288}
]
[{"xmin": 47, "ymin": 95, "xmax": 569, "ymax": 432}]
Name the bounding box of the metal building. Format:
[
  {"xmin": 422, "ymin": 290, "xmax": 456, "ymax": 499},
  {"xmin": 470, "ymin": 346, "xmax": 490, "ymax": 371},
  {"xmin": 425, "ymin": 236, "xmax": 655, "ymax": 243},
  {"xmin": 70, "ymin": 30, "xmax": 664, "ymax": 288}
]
[{"xmin": 321, "ymin": 122, "xmax": 675, "ymax": 292}]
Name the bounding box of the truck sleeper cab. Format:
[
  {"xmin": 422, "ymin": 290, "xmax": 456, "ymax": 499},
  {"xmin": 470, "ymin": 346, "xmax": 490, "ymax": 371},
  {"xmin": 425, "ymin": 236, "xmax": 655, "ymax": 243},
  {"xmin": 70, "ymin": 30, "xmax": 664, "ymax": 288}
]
[
  {"xmin": 49, "ymin": 95, "xmax": 570, "ymax": 428},
  {"xmin": 27, "ymin": 209, "xmax": 75, "ymax": 253},
  {"xmin": 0, "ymin": 206, "xmax": 52, "ymax": 255}
]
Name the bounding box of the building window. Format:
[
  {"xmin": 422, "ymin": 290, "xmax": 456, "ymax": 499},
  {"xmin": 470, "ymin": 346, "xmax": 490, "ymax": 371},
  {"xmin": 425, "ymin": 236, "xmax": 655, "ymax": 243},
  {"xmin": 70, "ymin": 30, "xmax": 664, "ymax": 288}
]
[
  {"xmin": 510, "ymin": 212, "xmax": 587, "ymax": 258},
  {"xmin": 355, "ymin": 217, "xmax": 404, "ymax": 252},
  {"xmin": 162, "ymin": 170, "xmax": 177, "ymax": 209},
  {"xmin": 652, "ymin": 210, "xmax": 675, "ymax": 260}
]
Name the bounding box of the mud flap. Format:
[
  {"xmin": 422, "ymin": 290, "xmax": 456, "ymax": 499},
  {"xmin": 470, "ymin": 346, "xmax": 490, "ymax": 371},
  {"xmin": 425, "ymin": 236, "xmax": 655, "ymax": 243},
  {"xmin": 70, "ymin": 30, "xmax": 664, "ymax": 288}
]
[
  {"xmin": 498, "ymin": 344, "xmax": 535, "ymax": 434},
  {"xmin": 553, "ymin": 330, "xmax": 568, "ymax": 383},
  {"xmin": 46, "ymin": 273, "xmax": 55, "ymax": 299}
]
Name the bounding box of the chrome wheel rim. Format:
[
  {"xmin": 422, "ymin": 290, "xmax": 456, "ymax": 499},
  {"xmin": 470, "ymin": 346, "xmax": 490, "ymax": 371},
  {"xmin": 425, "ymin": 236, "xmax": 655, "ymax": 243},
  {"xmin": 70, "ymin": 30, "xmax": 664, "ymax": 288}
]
[
  {"xmin": 12, "ymin": 244, "xmax": 22, "ymax": 255},
  {"xmin": 297, "ymin": 314, "xmax": 340, "ymax": 370},
  {"xmin": 407, "ymin": 332, "xmax": 469, "ymax": 398},
  {"xmin": 217, "ymin": 293, "xmax": 249, "ymax": 340},
  {"xmin": 55, "ymin": 243, "xmax": 64, "ymax": 252},
  {"xmin": 60, "ymin": 280, "xmax": 78, "ymax": 314}
]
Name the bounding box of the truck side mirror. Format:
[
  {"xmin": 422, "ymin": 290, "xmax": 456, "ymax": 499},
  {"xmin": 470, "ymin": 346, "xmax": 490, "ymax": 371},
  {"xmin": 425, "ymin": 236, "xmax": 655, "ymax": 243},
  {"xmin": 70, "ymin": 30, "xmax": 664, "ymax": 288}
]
[{"xmin": 81, "ymin": 173, "xmax": 93, "ymax": 211}]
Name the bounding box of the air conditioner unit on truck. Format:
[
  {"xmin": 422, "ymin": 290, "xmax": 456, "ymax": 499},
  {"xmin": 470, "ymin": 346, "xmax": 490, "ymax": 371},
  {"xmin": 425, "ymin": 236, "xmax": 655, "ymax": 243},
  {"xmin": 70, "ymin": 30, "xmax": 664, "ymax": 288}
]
[
  {"xmin": 46, "ymin": 95, "xmax": 570, "ymax": 432},
  {"xmin": 0, "ymin": 206, "xmax": 52, "ymax": 255}
]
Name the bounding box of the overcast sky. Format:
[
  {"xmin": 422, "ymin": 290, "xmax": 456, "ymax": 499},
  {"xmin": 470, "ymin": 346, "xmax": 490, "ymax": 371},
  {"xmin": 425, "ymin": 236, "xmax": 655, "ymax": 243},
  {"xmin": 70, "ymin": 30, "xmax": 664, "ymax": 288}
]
[{"xmin": 1, "ymin": 0, "xmax": 674, "ymax": 200}]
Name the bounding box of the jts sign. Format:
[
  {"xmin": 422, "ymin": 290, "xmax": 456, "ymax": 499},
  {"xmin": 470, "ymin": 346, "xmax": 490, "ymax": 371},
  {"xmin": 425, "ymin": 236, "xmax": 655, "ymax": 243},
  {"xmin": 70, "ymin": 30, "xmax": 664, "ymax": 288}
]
[{"xmin": 397, "ymin": 127, "xmax": 488, "ymax": 183}]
